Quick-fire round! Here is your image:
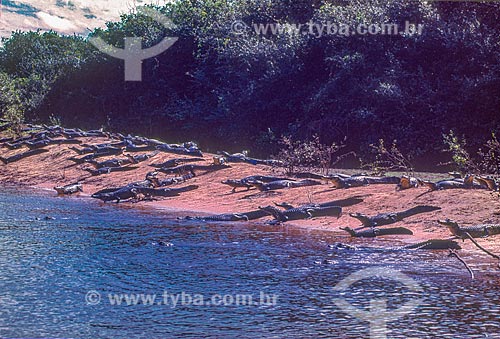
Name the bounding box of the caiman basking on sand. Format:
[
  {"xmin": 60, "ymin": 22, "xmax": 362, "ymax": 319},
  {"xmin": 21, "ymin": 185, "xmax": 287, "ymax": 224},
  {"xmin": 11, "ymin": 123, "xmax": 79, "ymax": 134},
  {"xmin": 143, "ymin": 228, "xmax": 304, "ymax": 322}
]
[
  {"xmin": 421, "ymin": 175, "xmax": 488, "ymax": 191},
  {"xmin": 125, "ymin": 152, "xmax": 159, "ymax": 164},
  {"xmin": 340, "ymin": 226, "xmax": 414, "ymax": 238},
  {"xmin": 292, "ymin": 172, "xmax": 351, "ymax": 180},
  {"xmin": 330, "ymin": 175, "xmax": 400, "ymax": 189},
  {"xmin": 274, "ymin": 196, "xmax": 365, "ymax": 210},
  {"xmin": 219, "ymin": 151, "xmax": 272, "ymax": 165},
  {"xmin": 134, "ymin": 185, "xmax": 199, "ymax": 198},
  {"xmin": 350, "ymin": 205, "xmax": 441, "ymax": 228},
  {"xmin": 25, "ymin": 138, "xmax": 81, "ymax": 150},
  {"xmin": 259, "ymin": 205, "xmax": 342, "ymax": 223},
  {"xmin": 54, "ymin": 182, "xmax": 83, "ymax": 195},
  {"xmin": 221, "ymin": 175, "xmax": 290, "ymax": 192},
  {"xmin": 92, "ymin": 185, "xmax": 198, "ymax": 203},
  {"xmin": 475, "ymin": 176, "xmax": 498, "ymax": 191},
  {"xmin": 69, "ymin": 147, "xmax": 123, "ymax": 163},
  {"xmin": 157, "ymin": 173, "xmax": 195, "ymax": 187},
  {"xmin": 250, "ymin": 179, "xmax": 322, "ymax": 192},
  {"xmin": 438, "ymin": 219, "xmax": 500, "ymax": 239},
  {"xmin": 221, "ymin": 179, "xmax": 254, "ymax": 192},
  {"xmin": 124, "ymin": 141, "xmax": 157, "ymax": 153},
  {"xmin": 330, "ymin": 239, "xmax": 461, "ymax": 251},
  {"xmin": 85, "ymin": 166, "xmax": 140, "ymax": 176},
  {"xmin": 397, "ymin": 176, "xmax": 422, "ymax": 190},
  {"xmin": 0, "ymin": 148, "xmax": 49, "ymax": 164},
  {"xmin": 150, "ymin": 158, "xmax": 205, "ymax": 169},
  {"xmin": 91, "ymin": 186, "xmax": 140, "ymax": 202},
  {"xmin": 155, "ymin": 144, "xmax": 203, "ymax": 157},
  {"xmin": 159, "ymin": 164, "xmax": 230, "ymax": 175},
  {"xmin": 89, "ymin": 158, "xmax": 132, "ymax": 169}
]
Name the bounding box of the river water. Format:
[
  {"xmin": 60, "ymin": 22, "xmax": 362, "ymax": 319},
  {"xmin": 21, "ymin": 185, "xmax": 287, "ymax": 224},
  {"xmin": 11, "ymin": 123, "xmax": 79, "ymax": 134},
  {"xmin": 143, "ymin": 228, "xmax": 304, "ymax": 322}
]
[{"xmin": 0, "ymin": 187, "xmax": 499, "ymax": 338}]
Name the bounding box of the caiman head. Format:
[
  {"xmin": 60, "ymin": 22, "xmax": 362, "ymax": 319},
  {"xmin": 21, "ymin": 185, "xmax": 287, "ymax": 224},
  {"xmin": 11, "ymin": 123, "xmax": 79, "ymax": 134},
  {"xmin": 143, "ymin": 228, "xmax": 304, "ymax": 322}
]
[
  {"xmin": 476, "ymin": 176, "xmax": 498, "ymax": 191},
  {"xmin": 348, "ymin": 213, "xmax": 372, "ymax": 227},
  {"xmin": 399, "ymin": 176, "xmax": 421, "ymax": 190},
  {"xmin": 258, "ymin": 205, "xmax": 286, "ymax": 221},
  {"xmin": 398, "ymin": 176, "xmax": 412, "ymax": 190},
  {"xmin": 221, "ymin": 179, "xmax": 240, "ymax": 186},
  {"xmin": 421, "ymin": 181, "xmax": 438, "ymax": 191},
  {"xmin": 329, "ymin": 176, "xmax": 344, "ymax": 189},
  {"xmin": 437, "ymin": 219, "xmax": 460, "ymax": 236},
  {"xmin": 463, "ymin": 174, "xmax": 475, "ymax": 187},
  {"xmin": 340, "ymin": 227, "xmax": 357, "ymax": 237}
]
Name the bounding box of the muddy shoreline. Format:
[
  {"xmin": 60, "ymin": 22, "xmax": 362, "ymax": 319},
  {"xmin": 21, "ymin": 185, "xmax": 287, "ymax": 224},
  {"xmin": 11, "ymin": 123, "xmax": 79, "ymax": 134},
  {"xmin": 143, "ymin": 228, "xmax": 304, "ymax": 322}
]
[{"xmin": 1, "ymin": 131, "xmax": 500, "ymax": 266}]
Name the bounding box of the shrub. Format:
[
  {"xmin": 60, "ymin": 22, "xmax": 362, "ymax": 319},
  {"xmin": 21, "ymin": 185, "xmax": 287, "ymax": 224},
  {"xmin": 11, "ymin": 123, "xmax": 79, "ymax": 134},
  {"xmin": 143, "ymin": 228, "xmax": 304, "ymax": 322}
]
[
  {"xmin": 362, "ymin": 139, "xmax": 414, "ymax": 176},
  {"xmin": 274, "ymin": 135, "xmax": 347, "ymax": 175},
  {"xmin": 478, "ymin": 133, "xmax": 500, "ymax": 177},
  {"xmin": 442, "ymin": 130, "xmax": 480, "ymax": 174}
]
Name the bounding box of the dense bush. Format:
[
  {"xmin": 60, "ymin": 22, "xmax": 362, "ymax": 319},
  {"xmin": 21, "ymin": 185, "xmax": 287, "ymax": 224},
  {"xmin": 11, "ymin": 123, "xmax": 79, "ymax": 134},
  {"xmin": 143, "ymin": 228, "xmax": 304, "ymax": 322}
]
[{"xmin": 0, "ymin": 0, "xmax": 499, "ymax": 170}]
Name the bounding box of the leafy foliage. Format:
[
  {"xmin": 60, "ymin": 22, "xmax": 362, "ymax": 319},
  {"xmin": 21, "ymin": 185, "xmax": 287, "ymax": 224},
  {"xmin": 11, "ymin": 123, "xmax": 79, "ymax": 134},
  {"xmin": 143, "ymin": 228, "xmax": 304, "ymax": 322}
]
[
  {"xmin": 0, "ymin": 1, "xmax": 499, "ymax": 169},
  {"xmin": 478, "ymin": 133, "xmax": 500, "ymax": 177},
  {"xmin": 275, "ymin": 135, "xmax": 346, "ymax": 175},
  {"xmin": 362, "ymin": 139, "xmax": 414, "ymax": 176},
  {"xmin": 442, "ymin": 131, "xmax": 480, "ymax": 174}
]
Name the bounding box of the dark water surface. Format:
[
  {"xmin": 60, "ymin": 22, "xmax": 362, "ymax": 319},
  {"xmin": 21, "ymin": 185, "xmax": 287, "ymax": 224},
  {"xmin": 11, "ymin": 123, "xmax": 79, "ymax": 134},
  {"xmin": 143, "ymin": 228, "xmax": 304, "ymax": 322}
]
[{"xmin": 0, "ymin": 187, "xmax": 499, "ymax": 338}]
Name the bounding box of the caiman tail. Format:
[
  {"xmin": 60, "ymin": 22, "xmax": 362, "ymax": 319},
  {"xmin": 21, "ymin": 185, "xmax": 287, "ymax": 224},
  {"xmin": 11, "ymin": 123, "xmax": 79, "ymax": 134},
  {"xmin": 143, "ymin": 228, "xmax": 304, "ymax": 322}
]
[
  {"xmin": 402, "ymin": 239, "xmax": 461, "ymax": 250},
  {"xmin": 175, "ymin": 185, "xmax": 199, "ymax": 193},
  {"xmin": 341, "ymin": 226, "xmax": 413, "ymax": 238},
  {"xmin": 321, "ymin": 196, "xmax": 365, "ymax": 208},
  {"xmin": 399, "ymin": 205, "xmax": 441, "ymax": 218}
]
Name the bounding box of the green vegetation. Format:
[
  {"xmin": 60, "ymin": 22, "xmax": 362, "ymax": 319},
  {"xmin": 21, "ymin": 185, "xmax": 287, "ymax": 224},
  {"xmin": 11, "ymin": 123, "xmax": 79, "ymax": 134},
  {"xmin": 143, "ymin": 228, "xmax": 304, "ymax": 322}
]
[
  {"xmin": 362, "ymin": 139, "xmax": 414, "ymax": 176},
  {"xmin": 0, "ymin": 0, "xmax": 499, "ymax": 170},
  {"xmin": 274, "ymin": 135, "xmax": 348, "ymax": 175},
  {"xmin": 443, "ymin": 131, "xmax": 500, "ymax": 178}
]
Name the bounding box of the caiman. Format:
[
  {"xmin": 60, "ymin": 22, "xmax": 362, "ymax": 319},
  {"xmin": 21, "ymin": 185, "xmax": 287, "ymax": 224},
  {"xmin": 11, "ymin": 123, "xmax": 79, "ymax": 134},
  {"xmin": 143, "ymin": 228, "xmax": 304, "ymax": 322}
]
[
  {"xmin": 350, "ymin": 205, "xmax": 441, "ymax": 228},
  {"xmin": 54, "ymin": 182, "xmax": 83, "ymax": 195},
  {"xmin": 274, "ymin": 196, "xmax": 364, "ymax": 210},
  {"xmin": 150, "ymin": 158, "xmax": 205, "ymax": 168},
  {"xmin": 125, "ymin": 152, "xmax": 159, "ymax": 164},
  {"xmin": 135, "ymin": 185, "xmax": 199, "ymax": 198},
  {"xmin": 0, "ymin": 149, "xmax": 49, "ymax": 164},
  {"xmin": 159, "ymin": 164, "xmax": 230, "ymax": 175},
  {"xmin": 85, "ymin": 166, "xmax": 139, "ymax": 176},
  {"xmin": 89, "ymin": 158, "xmax": 132, "ymax": 169},
  {"xmin": 438, "ymin": 219, "xmax": 500, "ymax": 239},
  {"xmin": 250, "ymin": 179, "xmax": 322, "ymax": 192},
  {"xmin": 330, "ymin": 175, "xmax": 400, "ymax": 189},
  {"xmin": 259, "ymin": 205, "xmax": 342, "ymax": 223},
  {"xmin": 340, "ymin": 226, "xmax": 413, "ymax": 238},
  {"xmin": 330, "ymin": 239, "xmax": 461, "ymax": 251},
  {"xmin": 475, "ymin": 176, "xmax": 498, "ymax": 191},
  {"xmin": 397, "ymin": 176, "xmax": 422, "ymax": 190},
  {"xmin": 421, "ymin": 175, "xmax": 485, "ymax": 191},
  {"xmin": 184, "ymin": 209, "xmax": 271, "ymax": 222}
]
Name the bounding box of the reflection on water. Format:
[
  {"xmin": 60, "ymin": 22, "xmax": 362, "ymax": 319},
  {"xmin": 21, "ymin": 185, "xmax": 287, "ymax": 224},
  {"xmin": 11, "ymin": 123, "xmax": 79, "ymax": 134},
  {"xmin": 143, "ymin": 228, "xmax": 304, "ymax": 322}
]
[{"xmin": 0, "ymin": 187, "xmax": 499, "ymax": 338}]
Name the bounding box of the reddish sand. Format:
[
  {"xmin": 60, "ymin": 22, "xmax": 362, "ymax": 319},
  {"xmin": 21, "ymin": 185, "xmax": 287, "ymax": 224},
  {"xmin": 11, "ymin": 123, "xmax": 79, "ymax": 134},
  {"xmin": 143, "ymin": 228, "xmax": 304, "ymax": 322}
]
[{"xmin": 1, "ymin": 135, "xmax": 500, "ymax": 266}]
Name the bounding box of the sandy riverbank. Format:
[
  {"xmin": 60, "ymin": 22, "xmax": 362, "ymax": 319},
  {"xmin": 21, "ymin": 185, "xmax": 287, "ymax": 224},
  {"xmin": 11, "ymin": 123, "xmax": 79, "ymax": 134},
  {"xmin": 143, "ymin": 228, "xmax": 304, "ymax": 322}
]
[{"xmin": 1, "ymin": 133, "xmax": 500, "ymax": 257}]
